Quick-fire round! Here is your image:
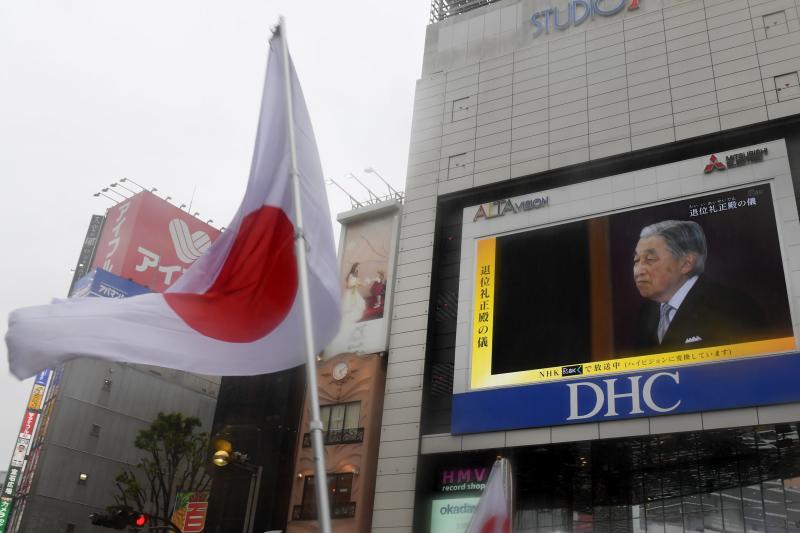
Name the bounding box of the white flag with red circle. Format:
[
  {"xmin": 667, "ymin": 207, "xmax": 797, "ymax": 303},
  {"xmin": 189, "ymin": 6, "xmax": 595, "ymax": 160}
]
[
  {"xmin": 465, "ymin": 458, "xmax": 513, "ymax": 533},
  {"xmin": 6, "ymin": 31, "xmax": 340, "ymax": 379}
]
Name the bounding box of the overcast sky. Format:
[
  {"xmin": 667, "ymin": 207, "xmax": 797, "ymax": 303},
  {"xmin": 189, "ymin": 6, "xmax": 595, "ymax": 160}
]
[{"xmin": 0, "ymin": 0, "xmax": 430, "ymax": 462}]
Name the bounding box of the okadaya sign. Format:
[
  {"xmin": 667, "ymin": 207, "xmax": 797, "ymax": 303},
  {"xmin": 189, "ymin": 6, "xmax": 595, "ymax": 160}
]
[
  {"xmin": 452, "ymin": 353, "xmax": 800, "ymax": 433},
  {"xmin": 531, "ymin": 0, "xmax": 640, "ymax": 37}
]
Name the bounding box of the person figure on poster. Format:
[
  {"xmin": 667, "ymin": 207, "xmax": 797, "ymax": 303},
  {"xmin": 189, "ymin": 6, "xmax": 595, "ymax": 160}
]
[
  {"xmin": 341, "ymin": 262, "xmax": 366, "ymax": 323},
  {"xmin": 633, "ymin": 220, "xmax": 765, "ymax": 351},
  {"xmin": 362, "ymin": 270, "xmax": 386, "ymax": 321}
]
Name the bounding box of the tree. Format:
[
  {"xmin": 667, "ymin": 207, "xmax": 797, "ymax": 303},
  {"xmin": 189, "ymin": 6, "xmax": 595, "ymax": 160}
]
[{"xmin": 115, "ymin": 412, "xmax": 211, "ymax": 532}]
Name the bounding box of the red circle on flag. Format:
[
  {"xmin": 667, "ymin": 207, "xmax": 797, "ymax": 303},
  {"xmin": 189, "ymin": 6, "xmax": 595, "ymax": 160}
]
[{"xmin": 165, "ymin": 206, "xmax": 298, "ymax": 342}]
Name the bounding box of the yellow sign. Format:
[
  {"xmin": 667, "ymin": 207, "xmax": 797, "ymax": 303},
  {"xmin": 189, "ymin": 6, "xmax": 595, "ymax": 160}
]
[
  {"xmin": 471, "ymin": 238, "xmax": 496, "ymax": 389},
  {"xmin": 28, "ymin": 385, "xmax": 45, "ymax": 410}
]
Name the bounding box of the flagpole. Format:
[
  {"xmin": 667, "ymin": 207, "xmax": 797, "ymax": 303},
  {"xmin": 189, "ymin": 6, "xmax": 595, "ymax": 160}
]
[{"xmin": 277, "ymin": 17, "xmax": 334, "ymax": 533}]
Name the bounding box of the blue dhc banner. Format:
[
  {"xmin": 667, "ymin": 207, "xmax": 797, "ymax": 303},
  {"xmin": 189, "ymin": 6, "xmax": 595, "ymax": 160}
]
[
  {"xmin": 71, "ymin": 268, "xmax": 150, "ymax": 299},
  {"xmin": 452, "ymin": 353, "xmax": 800, "ymax": 434}
]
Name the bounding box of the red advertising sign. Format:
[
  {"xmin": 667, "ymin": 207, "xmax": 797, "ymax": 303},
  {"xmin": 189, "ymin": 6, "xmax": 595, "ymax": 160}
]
[
  {"xmin": 92, "ymin": 192, "xmax": 220, "ymax": 293},
  {"xmin": 183, "ymin": 500, "xmax": 208, "ymax": 533},
  {"xmin": 18, "ymin": 411, "xmax": 38, "ymax": 440},
  {"xmin": 171, "ymin": 491, "xmax": 209, "ymax": 532}
]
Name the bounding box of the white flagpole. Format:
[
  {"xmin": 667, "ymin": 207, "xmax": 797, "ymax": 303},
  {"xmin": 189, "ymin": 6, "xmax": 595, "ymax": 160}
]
[{"xmin": 277, "ymin": 17, "xmax": 333, "ymax": 533}]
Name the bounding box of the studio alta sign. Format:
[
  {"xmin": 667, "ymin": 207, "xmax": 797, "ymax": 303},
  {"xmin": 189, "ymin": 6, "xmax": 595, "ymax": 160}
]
[
  {"xmin": 531, "ymin": 0, "xmax": 640, "ymax": 37},
  {"xmin": 473, "ymin": 195, "xmax": 549, "ymax": 222}
]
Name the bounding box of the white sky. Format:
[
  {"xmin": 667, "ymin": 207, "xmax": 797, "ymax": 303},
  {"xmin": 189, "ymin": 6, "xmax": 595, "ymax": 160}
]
[{"xmin": 0, "ymin": 0, "xmax": 430, "ymax": 461}]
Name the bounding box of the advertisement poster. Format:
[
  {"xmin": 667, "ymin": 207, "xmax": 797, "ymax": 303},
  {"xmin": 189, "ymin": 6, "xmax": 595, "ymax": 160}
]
[
  {"xmin": 470, "ymin": 183, "xmax": 794, "ymax": 390},
  {"xmin": 170, "ymin": 491, "xmax": 209, "ymax": 533},
  {"xmin": 2, "ymin": 468, "xmax": 19, "ymax": 498},
  {"xmin": 325, "ymin": 210, "xmax": 397, "ymax": 357},
  {"xmin": 0, "ymin": 496, "xmax": 12, "ymax": 532},
  {"xmin": 430, "ymin": 497, "xmax": 480, "ymax": 533},
  {"xmin": 27, "ymin": 386, "xmax": 44, "ymax": 411},
  {"xmin": 9, "ymin": 439, "xmax": 28, "ymax": 469},
  {"xmin": 91, "ymin": 192, "xmax": 220, "ymax": 292},
  {"xmin": 33, "ymin": 370, "xmax": 49, "ymax": 387},
  {"xmin": 18, "ymin": 412, "xmax": 38, "ymax": 440}
]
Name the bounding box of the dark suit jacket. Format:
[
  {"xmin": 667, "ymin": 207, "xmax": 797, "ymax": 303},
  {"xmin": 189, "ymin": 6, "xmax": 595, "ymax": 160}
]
[{"xmin": 635, "ymin": 276, "xmax": 766, "ymax": 352}]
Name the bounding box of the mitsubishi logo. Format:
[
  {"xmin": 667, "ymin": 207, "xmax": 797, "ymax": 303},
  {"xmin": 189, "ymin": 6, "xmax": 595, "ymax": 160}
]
[{"xmin": 704, "ymin": 154, "xmax": 726, "ymax": 173}]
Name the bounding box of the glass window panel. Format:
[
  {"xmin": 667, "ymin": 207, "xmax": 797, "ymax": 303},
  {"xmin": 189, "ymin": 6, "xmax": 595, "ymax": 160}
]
[
  {"xmin": 595, "ymin": 506, "xmax": 611, "ymax": 522},
  {"xmin": 644, "ymin": 515, "xmax": 664, "ymax": 533},
  {"xmin": 683, "ymin": 511, "xmax": 703, "ymax": 532},
  {"xmin": 744, "ymin": 484, "xmax": 766, "ymax": 533},
  {"xmin": 662, "ymin": 497, "xmax": 682, "ymax": 531},
  {"xmin": 703, "ymin": 490, "xmax": 722, "ymax": 512},
  {"xmin": 610, "ymin": 505, "xmax": 629, "ymax": 521},
  {"xmin": 644, "ymin": 473, "xmax": 662, "ymax": 502},
  {"xmin": 328, "ymin": 404, "xmax": 346, "ymax": 433},
  {"xmin": 301, "ymin": 476, "xmax": 316, "ymax": 516},
  {"xmin": 332, "ymin": 473, "xmax": 353, "ymax": 505},
  {"xmin": 765, "ymin": 481, "xmax": 788, "ymax": 533},
  {"xmin": 319, "ymin": 406, "xmax": 330, "ymax": 432},
  {"xmin": 724, "ymin": 508, "xmax": 746, "ymax": 533},
  {"xmin": 746, "ymin": 516, "xmax": 768, "ymax": 533},
  {"xmin": 703, "ymin": 510, "xmax": 724, "ymax": 532},
  {"xmin": 743, "ymin": 484, "xmax": 765, "ymax": 522},
  {"xmin": 723, "ymin": 487, "xmax": 744, "ymax": 511},
  {"xmin": 344, "ymin": 402, "xmax": 360, "ymax": 429}
]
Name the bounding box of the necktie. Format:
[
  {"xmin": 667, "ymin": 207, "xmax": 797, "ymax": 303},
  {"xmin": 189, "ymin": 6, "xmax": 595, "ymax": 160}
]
[{"xmin": 658, "ymin": 303, "xmax": 674, "ymax": 343}]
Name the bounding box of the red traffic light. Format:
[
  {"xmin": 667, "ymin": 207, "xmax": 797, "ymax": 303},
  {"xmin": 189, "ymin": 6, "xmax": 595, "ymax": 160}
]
[{"xmin": 133, "ymin": 513, "xmax": 148, "ymax": 527}]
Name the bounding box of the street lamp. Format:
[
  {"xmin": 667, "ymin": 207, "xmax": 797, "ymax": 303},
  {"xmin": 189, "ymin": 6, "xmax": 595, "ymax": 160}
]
[
  {"xmin": 102, "ymin": 187, "xmax": 127, "ymax": 200},
  {"xmin": 111, "ymin": 181, "xmax": 136, "ymax": 194},
  {"xmin": 364, "ymin": 167, "xmax": 403, "ymax": 200},
  {"xmin": 211, "ymin": 437, "xmax": 262, "ymax": 533},
  {"xmin": 119, "ymin": 177, "xmax": 145, "ymax": 190},
  {"xmin": 345, "ymin": 173, "xmax": 380, "ymax": 203},
  {"xmin": 93, "ymin": 191, "xmax": 116, "ymax": 202}
]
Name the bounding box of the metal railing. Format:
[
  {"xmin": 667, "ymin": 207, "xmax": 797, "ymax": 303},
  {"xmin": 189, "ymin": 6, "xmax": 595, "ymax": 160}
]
[
  {"xmin": 430, "ymin": 0, "xmax": 501, "ymax": 22},
  {"xmin": 302, "ymin": 427, "xmax": 364, "ymax": 448},
  {"xmin": 292, "ymin": 502, "xmax": 356, "ymax": 521}
]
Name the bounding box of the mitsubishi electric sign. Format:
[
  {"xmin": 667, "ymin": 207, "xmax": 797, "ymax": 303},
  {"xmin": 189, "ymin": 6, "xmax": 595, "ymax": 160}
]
[
  {"xmin": 531, "ymin": 0, "xmax": 640, "ymax": 37},
  {"xmin": 451, "ymin": 140, "xmax": 800, "ymax": 434}
]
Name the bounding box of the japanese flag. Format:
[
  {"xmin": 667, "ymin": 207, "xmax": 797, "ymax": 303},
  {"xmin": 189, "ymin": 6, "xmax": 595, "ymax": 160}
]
[
  {"xmin": 6, "ymin": 29, "xmax": 341, "ymax": 379},
  {"xmin": 466, "ymin": 458, "xmax": 513, "ymax": 533}
]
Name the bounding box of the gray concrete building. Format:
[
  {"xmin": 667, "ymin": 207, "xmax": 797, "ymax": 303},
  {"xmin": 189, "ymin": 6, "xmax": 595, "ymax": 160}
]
[
  {"xmin": 375, "ymin": 1, "xmax": 800, "ymax": 531},
  {"xmin": 11, "ymin": 359, "xmax": 217, "ymax": 532}
]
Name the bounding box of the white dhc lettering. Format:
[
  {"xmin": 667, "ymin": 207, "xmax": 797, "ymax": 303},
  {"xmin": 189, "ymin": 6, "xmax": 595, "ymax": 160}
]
[
  {"xmin": 603, "ymin": 376, "xmax": 643, "ymax": 417},
  {"xmin": 567, "ymin": 381, "xmax": 604, "ymax": 420},
  {"xmin": 567, "ymin": 371, "xmax": 681, "ymax": 420},
  {"xmin": 642, "ymin": 371, "xmax": 681, "ymax": 412}
]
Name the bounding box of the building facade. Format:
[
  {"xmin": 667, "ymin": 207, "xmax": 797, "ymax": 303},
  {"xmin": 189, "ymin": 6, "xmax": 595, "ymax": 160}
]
[
  {"xmin": 373, "ymin": 1, "xmax": 800, "ymax": 531},
  {"xmin": 4, "ymin": 191, "xmax": 221, "ymax": 532}
]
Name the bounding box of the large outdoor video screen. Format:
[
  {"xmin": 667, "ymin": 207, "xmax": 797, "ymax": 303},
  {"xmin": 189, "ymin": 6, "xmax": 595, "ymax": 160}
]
[{"xmin": 469, "ymin": 183, "xmax": 795, "ymax": 390}]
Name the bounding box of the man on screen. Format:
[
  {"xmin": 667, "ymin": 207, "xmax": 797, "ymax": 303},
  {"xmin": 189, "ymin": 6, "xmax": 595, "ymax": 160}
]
[{"xmin": 633, "ymin": 220, "xmax": 765, "ymax": 351}]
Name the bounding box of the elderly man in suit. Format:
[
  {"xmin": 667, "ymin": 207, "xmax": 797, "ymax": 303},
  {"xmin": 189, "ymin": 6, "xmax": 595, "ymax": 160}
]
[{"xmin": 633, "ymin": 220, "xmax": 764, "ymax": 351}]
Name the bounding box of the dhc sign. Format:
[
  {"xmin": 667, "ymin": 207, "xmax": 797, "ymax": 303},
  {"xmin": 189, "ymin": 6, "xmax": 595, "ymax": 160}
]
[
  {"xmin": 531, "ymin": 0, "xmax": 640, "ymax": 37},
  {"xmin": 567, "ymin": 371, "xmax": 681, "ymax": 420},
  {"xmin": 451, "ymin": 353, "xmax": 800, "ymax": 434}
]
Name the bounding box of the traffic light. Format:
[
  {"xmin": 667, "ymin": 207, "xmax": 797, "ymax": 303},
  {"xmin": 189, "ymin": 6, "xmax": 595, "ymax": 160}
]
[{"xmin": 88, "ymin": 505, "xmax": 148, "ymax": 529}]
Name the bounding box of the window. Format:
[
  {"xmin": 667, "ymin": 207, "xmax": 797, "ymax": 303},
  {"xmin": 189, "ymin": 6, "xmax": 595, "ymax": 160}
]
[
  {"xmin": 102, "ymin": 378, "xmax": 112, "ymax": 391},
  {"xmin": 320, "ymin": 402, "xmax": 360, "ymax": 442},
  {"xmin": 764, "ymin": 11, "xmax": 788, "ymax": 38},
  {"xmin": 77, "ymin": 472, "xmax": 88, "ymax": 485},
  {"xmin": 90, "ymin": 424, "xmax": 101, "ymax": 437},
  {"xmin": 294, "ymin": 473, "xmax": 355, "ymax": 520},
  {"xmin": 65, "ymin": 524, "xmax": 76, "ymax": 533},
  {"xmin": 452, "ymin": 96, "xmax": 472, "ymax": 121},
  {"xmin": 447, "ymin": 153, "xmax": 470, "ymax": 180},
  {"xmin": 775, "ymin": 72, "xmax": 800, "ymax": 102}
]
